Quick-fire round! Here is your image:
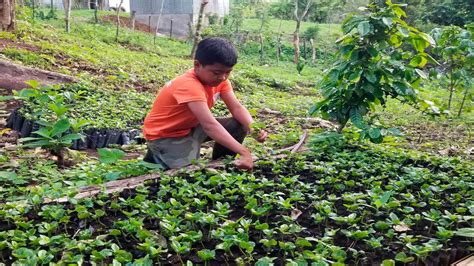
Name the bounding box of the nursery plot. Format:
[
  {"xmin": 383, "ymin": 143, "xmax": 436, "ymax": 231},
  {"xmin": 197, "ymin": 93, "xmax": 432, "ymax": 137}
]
[{"xmin": 0, "ymin": 143, "xmax": 472, "ymax": 265}]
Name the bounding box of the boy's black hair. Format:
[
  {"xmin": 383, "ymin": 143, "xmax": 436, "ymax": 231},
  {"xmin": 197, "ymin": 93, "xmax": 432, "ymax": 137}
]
[{"xmin": 195, "ymin": 37, "xmax": 238, "ymax": 67}]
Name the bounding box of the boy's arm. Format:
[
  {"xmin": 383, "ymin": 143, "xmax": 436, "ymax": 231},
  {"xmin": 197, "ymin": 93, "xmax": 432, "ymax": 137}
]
[
  {"xmin": 220, "ymin": 90, "xmax": 253, "ymax": 131},
  {"xmin": 187, "ymin": 101, "xmax": 253, "ymax": 169}
]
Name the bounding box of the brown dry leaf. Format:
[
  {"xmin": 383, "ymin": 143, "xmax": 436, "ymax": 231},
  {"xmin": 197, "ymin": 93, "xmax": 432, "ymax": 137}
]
[
  {"xmin": 393, "ymin": 223, "xmax": 411, "ymax": 232},
  {"xmin": 291, "ymin": 209, "xmax": 303, "ymax": 220}
]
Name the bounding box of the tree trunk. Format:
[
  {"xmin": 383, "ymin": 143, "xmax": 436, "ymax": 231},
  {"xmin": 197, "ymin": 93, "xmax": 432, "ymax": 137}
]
[
  {"xmin": 131, "ymin": 10, "xmax": 136, "ymax": 30},
  {"xmin": 310, "ymin": 38, "xmax": 316, "ymax": 64},
  {"xmin": 62, "ymin": 0, "xmax": 72, "ymax": 32},
  {"xmin": 115, "ymin": 0, "xmax": 123, "ymax": 42},
  {"xmin": 293, "ymin": 0, "xmax": 313, "ymax": 64},
  {"xmin": 52, "ymin": 148, "xmax": 66, "ymax": 167},
  {"xmin": 1, "ymin": 0, "xmax": 16, "ymax": 31},
  {"xmin": 276, "ymin": 20, "xmax": 282, "ymax": 64},
  {"xmin": 447, "ymin": 68, "xmax": 455, "ymax": 110},
  {"xmin": 457, "ymin": 86, "xmax": 470, "ymax": 117},
  {"xmin": 190, "ymin": 0, "xmax": 209, "ymax": 58},
  {"xmin": 259, "ymin": 33, "xmax": 264, "ymax": 62},
  {"xmin": 293, "ymin": 20, "xmax": 301, "ymax": 64}
]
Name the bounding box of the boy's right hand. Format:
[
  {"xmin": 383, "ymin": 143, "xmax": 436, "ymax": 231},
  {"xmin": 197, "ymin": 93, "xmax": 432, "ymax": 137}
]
[{"xmin": 235, "ymin": 150, "xmax": 253, "ymax": 170}]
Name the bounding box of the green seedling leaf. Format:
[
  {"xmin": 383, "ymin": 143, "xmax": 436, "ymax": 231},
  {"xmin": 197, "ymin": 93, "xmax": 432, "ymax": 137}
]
[
  {"xmin": 382, "ymin": 259, "xmax": 395, "ymax": 266},
  {"xmin": 358, "ymin": 21, "xmax": 372, "ymax": 36},
  {"xmin": 395, "ymin": 252, "xmax": 415, "ymax": 263},
  {"xmin": 197, "ymin": 249, "xmax": 215, "ymax": 261},
  {"xmin": 455, "ymin": 228, "xmax": 474, "ymax": 238},
  {"xmin": 98, "ymin": 148, "xmax": 126, "ymax": 164},
  {"xmin": 50, "ymin": 118, "xmax": 71, "ymax": 137},
  {"xmin": 12, "ymin": 247, "xmax": 36, "ymax": 259},
  {"xmin": 24, "ymin": 80, "xmax": 41, "ymax": 88}
]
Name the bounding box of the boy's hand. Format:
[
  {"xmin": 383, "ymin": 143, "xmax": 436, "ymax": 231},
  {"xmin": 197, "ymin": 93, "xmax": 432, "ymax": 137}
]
[
  {"xmin": 250, "ymin": 122, "xmax": 268, "ymax": 143},
  {"xmin": 255, "ymin": 130, "xmax": 268, "ymax": 143},
  {"xmin": 235, "ymin": 150, "xmax": 253, "ymax": 170}
]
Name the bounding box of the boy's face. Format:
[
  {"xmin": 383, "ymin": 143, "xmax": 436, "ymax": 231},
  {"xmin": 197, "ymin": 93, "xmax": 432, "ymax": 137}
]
[{"xmin": 194, "ymin": 60, "xmax": 233, "ymax": 87}]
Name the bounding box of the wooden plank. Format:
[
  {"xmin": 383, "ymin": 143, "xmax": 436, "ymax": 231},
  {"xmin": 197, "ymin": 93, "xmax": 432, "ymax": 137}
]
[
  {"xmin": 451, "ymin": 254, "xmax": 474, "ymax": 266},
  {"xmin": 47, "ymin": 143, "xmax": 310, "ymax": 203}
]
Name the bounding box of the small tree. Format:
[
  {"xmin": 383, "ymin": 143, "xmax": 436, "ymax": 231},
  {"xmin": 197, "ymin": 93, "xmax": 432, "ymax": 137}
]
[
  {"xmin": 62, "ymin": 0, "xmax": 72, "ymax": 32},
  {"xmin": 15, "ymin": 82, "xmax": 87, "ymax": 167},
  {"xmin": 190, "ymin": 0, "xmax": 209, "ymax": 58},
  {"xmin": 115, "ymin": 0, "xmax": 123, "ymax": 42},
  {"xmin": 310, "ymin": 0, "xmax": 436, "ymax": 143},
  {"xmin": 430, "ymin": 25, "xmax": 473, "ymax": 115},
  {"xmin": 293, "ymin": 0, "xmax": 313, "ymax": 64}
]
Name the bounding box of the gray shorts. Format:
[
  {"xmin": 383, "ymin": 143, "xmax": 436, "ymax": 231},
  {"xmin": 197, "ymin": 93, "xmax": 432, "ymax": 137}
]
[{"xmin": 143, "ymin": 118, "xmax": 246, "ymax": 169}]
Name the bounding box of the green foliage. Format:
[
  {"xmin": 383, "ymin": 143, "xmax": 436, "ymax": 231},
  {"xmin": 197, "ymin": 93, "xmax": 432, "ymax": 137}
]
[
  {"xmin": 424, "ymin": 0, "xmax": 474, "ymax": 27},
  {"xmin": 1, "ymin": 141, "xmax": 472, "ymax": 264},
  {"xmin": 16, "ymin": 83, "xmax": 87, "ymax": 163},
  {"xmin": 268, "ymin": 0, "xmax": 334, "ymax": 23},
  {"xmin": 1, "ymin": 48, "xmax": 55, "ymax": 69},
  {"xmin": 302, "ymin": 25, "xmax": 320, "ymax": 40},
  {"xmin": 19, "ymin": 82, "xmax": 151, "ymax": 131},
  {"xmin": 98, "ymin": 148, "xmax": 126, "ymax": 164},
  {"xmin": 310, "ymin": 0, "xmax": 436, "ymax": 142},
  {"xmin": 430, "ymin": 25, "xmax": 473, "ymax": 115},
  {"xmin": 296, "ymin": 58, "xmax": 305, "ymax": 74}
]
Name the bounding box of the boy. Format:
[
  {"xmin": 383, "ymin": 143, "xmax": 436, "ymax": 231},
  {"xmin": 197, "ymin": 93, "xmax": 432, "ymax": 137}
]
[{"xmin": 143, "ymin": 37, "xmax": 267, "ymax": 170}]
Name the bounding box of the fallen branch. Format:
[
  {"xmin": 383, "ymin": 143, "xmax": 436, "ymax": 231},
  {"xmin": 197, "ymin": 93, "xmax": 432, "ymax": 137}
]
[
  {"xmin": 291, "ymin": 130, "xmax": 308, "ymax": 153},
  {"xmin": 0, "ymin": 60, "xmax": 76, "ymax": 90},
  {"xmin": 276, "ymin": 130, "xmax": 308, "ymax": 153}
]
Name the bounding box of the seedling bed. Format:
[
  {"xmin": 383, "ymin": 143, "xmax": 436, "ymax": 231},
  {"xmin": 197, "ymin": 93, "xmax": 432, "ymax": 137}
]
[{"xmin": 1, "ymin": 144, "xmax": 472, "ymax": 265}]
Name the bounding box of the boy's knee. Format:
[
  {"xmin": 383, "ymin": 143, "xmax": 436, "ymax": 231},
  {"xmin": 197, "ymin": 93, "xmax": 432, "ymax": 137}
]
[{"xmin": 227, "ymin": 118, "xmax": 246, "ymax": 136}]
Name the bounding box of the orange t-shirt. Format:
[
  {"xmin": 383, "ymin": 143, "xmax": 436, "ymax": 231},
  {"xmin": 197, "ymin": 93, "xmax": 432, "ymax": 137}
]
[{"xmin": 143, "ymin": 69, "xmax": 232, "ymax": 140}]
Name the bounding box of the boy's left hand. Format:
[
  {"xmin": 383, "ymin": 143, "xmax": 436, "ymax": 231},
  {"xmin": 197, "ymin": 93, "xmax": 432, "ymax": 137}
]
[{"xmin": 255, "ymin": 130, "xmax": 268, "ymax": 143}]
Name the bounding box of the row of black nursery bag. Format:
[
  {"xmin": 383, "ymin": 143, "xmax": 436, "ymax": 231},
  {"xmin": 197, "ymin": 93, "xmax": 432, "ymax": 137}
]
[{"xmin": 6, "ymin": 108, "xmax": 145, "ymax": 150}]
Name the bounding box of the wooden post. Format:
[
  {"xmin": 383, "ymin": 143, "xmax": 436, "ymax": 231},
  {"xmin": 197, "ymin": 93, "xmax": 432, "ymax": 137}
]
[
  {"xmin": 32, "ymin": 0, "xmax": 36, "ymax": 22},
  {"xmin": 94, "ymin": 0, "xmax": 98, "ymax": 23},
  {"xmin": 310, "ymin": 38, "xmax": 316, "ymax": 64},
  {"xmin": 131, "ymin": 11, "xmax": 136, "ymax": 30},
  {"xmin": 303, "ymin": 37, "xmax": 306, "ymax": 59},
  {"xmin": 259, "ymin": 33, "xmax": 264, "ymax": 62},
  {"xmin": 276, "ymin": 20, "xmax": 282, "ymax": 64},
  {"xmin": 148, "ymin": 15, "xmax": 151, "ymax": 33},
  {"xmin": 169, "ymin": 19, "xmax": 173, "ymax": 38}
]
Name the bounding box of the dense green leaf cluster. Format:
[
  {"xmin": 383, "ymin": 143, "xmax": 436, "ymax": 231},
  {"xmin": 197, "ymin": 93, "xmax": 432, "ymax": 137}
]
[
  {"xmin": 0, "ymin": 143, "xmax": 472, "ymax": 264},
  {"xmin": 311, "ymin": 0, "xmax": 436, "ymax": 142},
  {"xmin": 19, "ymin": 83, "xmax": 152, "ymax": 131},
  {"xmin": 430, "ymin": 25, "xmax": 474, "ymax": 115}
]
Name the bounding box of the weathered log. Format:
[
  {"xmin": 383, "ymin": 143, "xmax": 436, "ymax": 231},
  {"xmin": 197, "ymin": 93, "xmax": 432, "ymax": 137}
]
[
  {"xmin": 0, "ymin": 60, "xmax": 76, "ymax": 90},
  {"xmin": 47, "ymin": 144, "xmax": 310, "ymax": 203}
]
